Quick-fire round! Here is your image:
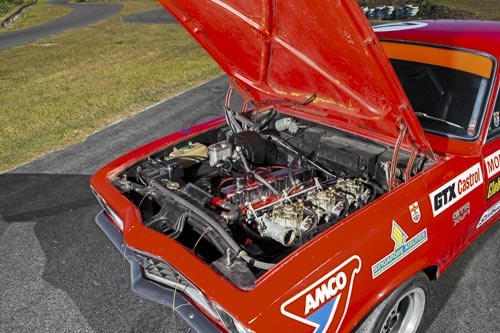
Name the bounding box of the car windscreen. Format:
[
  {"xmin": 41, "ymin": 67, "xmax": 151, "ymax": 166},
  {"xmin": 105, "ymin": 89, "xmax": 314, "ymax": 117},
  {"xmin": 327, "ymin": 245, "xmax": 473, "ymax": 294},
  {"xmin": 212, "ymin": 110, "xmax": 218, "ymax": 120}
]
[{"xmin": 391, "ymin": 59, "xmax": 490, "ymax": 139}]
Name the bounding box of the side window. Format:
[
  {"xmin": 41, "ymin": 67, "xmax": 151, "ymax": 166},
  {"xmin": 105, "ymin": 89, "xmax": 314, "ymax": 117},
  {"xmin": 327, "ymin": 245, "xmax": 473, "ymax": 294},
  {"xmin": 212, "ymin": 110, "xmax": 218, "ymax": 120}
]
[{"xmin": 487, "ymin": 90, "xmax": 500, "ymax": 140}]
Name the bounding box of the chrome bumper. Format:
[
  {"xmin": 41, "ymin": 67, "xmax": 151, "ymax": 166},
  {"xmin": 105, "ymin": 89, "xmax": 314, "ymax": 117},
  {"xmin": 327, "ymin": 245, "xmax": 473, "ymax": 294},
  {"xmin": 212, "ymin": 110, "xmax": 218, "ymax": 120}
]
[{"xmin": 95, "ymin": 211, "xmax": 221, "ymax": 333}]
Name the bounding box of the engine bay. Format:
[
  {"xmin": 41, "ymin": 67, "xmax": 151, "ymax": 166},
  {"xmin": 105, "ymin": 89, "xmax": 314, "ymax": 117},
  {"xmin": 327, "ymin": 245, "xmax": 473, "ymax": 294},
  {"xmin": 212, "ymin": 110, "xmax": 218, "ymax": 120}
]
[{"xmin": 111, "ymin": 90, "xmax": 429, "ymax": 288}]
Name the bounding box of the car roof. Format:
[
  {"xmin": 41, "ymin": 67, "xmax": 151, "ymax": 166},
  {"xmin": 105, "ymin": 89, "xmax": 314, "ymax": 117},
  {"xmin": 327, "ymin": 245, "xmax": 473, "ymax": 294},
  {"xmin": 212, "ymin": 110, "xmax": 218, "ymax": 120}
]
[{"xmin": 375, "ymin": 20, "xmax": 500, "ymax": 59}]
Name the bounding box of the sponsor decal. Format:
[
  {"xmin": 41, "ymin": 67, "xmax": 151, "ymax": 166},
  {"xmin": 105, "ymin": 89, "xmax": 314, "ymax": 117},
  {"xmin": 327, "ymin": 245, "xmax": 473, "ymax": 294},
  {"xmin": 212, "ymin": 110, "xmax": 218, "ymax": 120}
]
[
  {"xmin": 467, "ymin": 120, "xmax": 477, "ymax": 136},
  {"xmin": 372, "ymin": 222, "xmax": 428, "ymax": 279},
  {"xmin": 452, "ymin": 202, "xmax": 470, "ymax": 225},
  {"xmin": 487, "ymin": 174, "xmax": 500, "ymax": 200},
  {"xmin": 409, "ymin": 202, "xmax": 421, "ymax": 223},
  {"xmin": 494, "ymin": 112, "xmax": 500, "ymax": 128},
  {"xmin": 485, "ymin": 149, "xmax": 500, "ymax": 179},
  {"xmin": 477, "ymin": 201, "xmax": 500, "ymax": 229},
  {"xmin": 373, "ymin": 22, "xmax": 428, "ymax": 32},
  {"xmin": 281, "ymin": 256, "xmax": 361, "ymax": 333},
  {"xmin": 429, "ymin": 163, "xmax": 483, "ymax": 217}
]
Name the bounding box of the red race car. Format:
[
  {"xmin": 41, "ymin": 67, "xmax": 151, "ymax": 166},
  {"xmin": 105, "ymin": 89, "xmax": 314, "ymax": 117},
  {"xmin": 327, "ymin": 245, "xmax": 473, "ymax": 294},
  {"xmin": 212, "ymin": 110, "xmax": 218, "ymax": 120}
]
[{"xmin": 90, "ymin": 1, "xmax": 500, "ymax": 332}]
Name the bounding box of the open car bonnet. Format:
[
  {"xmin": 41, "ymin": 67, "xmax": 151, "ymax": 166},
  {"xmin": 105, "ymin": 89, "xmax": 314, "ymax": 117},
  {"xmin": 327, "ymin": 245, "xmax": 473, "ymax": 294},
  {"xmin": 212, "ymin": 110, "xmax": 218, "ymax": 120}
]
[{"xmin": 159, "ymin": 0, "xmax": 434, "ymax": 157}]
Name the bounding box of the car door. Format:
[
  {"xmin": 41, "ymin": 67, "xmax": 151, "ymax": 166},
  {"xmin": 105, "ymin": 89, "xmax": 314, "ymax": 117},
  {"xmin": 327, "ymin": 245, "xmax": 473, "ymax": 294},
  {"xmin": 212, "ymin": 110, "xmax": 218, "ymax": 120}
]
[{"xmin": 478, "ymin": 87, "xmax": 500, "ymax": 231}]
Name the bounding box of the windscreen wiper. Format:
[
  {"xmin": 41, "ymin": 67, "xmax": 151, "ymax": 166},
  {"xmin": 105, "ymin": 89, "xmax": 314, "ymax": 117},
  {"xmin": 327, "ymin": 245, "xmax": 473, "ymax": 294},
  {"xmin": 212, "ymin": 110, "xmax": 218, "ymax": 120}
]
[{"xmin": 414, "ymin": 112, "xmax": 464, "ymax": 131}]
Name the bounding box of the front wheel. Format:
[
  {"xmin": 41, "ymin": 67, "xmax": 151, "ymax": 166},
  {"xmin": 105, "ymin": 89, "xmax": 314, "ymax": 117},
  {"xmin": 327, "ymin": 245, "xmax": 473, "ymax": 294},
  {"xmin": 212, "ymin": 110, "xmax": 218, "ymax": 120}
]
[{"xmin": 356, "ymin": 272, "xmax": 430, "ymax": 333}]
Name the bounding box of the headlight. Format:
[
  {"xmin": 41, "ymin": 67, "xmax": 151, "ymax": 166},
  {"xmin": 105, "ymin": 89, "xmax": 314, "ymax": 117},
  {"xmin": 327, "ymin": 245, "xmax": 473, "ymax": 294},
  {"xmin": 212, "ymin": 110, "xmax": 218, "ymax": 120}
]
[
  {"xmin": 91, "ymin": 188, "xmax": 124, "ymax": 231},
  {"xmin": 212, "ymin": 302, "xmax": 254, "ymax": 333},
  {"xmin": 140, "ymin": 254, "xmax": 253, "ymax": 333}
]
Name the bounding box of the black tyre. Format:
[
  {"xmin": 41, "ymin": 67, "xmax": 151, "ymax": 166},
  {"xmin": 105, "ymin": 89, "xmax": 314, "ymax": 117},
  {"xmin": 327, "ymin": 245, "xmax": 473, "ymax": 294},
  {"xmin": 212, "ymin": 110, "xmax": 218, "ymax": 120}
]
[{"xmin": 356, "ymin": 272, "xmax": 430, "ymax": 333}]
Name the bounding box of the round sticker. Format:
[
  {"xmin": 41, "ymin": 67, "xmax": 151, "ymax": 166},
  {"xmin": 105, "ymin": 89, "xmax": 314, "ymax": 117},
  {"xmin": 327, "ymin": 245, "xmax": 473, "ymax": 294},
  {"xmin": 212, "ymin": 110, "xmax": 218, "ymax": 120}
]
[{"xmin": 373, "ymin": 22, "xmax": 428, "ymax": 32}]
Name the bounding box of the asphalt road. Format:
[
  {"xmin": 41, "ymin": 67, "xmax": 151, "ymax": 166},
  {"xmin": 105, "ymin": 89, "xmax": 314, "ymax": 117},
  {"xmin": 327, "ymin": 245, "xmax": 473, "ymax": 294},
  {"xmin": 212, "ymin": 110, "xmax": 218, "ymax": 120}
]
[
  {"xmin": 1, "ymin": 76, "xmax": 499, "ymax": 332},
  {"xmin": 0, "ymin": 0, "xmax": 122, "ymax": 51},
  {"xmin": 122, "ymin": 9, "xmax": 178, "ymax": 25}
]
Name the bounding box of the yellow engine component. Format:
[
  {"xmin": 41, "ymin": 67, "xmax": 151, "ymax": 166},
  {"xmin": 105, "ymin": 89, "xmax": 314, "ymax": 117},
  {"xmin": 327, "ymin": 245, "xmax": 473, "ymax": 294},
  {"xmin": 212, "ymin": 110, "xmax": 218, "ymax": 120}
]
[{"xmin": 168, "ymin": 142, "xmax": 208, "ymax": 167}]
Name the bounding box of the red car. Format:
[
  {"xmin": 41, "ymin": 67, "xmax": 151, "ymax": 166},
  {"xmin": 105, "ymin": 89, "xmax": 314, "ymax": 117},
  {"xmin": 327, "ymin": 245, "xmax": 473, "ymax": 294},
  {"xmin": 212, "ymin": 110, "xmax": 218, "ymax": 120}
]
[{"xmin": 90, "ymin": 1, "xmax": 500, "ymax": 332}]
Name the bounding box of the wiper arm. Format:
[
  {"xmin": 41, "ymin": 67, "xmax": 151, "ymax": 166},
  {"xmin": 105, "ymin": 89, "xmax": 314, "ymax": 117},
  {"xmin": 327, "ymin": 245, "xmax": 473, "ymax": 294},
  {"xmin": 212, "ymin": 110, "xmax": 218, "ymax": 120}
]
[
  {"xmin": 415, "ymin": 112, "xmax": 464, "ymax": 130},
  {"xmin": 425, "ymin": 66, "xmax": 445, "ymax": 95}
]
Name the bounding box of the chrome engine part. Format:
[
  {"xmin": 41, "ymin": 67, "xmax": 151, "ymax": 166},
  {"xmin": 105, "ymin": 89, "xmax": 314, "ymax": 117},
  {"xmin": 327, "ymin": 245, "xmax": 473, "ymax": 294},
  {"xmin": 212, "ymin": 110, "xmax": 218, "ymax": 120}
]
[
  {"xmin": 244, "ymin": 177, "xmax": 370, "ymax": 246},
  {"xmin": 336, "ymin": 178, "xmax": 372, "ymax": 207},
  {"xmin": 275, "ymin": 117, "xmax": 300, "ymax": 134},
  {"xmin": 220, "ymin": 167, "xmax": 313, "ymax": 206},
  {"xmin": 260, "ymin": 201, "xmax": 305, "ymax": 246},
  {"xmin": 208, "ymin": 141, "xmax": 233, "ymax": 166},
  {"xmin": 307, "ymin": 188, "xmax": 345, "ymax": 219},
  {"xmin": 270, "ymin": 202, "xmax": 305, "ymax": 228}
]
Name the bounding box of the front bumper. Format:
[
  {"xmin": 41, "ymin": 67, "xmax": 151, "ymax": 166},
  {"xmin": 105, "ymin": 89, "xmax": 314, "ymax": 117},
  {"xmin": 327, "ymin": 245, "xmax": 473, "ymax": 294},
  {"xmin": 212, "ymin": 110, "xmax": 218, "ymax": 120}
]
[{"xmin": 95, "ymin": 211, "xmax": 221, "ymax": 333}]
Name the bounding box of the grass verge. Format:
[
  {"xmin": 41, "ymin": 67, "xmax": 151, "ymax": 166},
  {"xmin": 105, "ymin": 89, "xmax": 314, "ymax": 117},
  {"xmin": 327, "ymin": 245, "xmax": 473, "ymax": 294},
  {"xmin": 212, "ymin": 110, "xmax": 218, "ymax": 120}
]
[
  {"xmin": 0, "ymin": 0, "xmax": 29, "ymax": 17},
  {"xmin": 428, "ymin": 0, "xmax": 500, "ymax": 21},
  {"xmin": 0, "ymin": 0, "xmax": 73, "ymax": 33},
  {"xmin": 0, "ymin": 0, "xmax": 221, "ymax": 172}
]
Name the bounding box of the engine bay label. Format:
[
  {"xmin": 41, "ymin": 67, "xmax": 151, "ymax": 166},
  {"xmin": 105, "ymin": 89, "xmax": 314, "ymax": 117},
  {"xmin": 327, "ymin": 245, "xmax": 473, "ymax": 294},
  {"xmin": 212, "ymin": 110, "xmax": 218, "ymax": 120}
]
[
  {"xmin": 280, "ymin": 256, "xmax": 361, "ymax": 333},
  {"xmin": 429, "ymin": 163, "xmax": 483, "ymax": 217}
]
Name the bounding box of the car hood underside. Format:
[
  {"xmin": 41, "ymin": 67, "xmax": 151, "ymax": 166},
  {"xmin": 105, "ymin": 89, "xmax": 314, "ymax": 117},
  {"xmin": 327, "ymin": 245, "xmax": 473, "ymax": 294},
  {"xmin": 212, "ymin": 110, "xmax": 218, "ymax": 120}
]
[{"xmin": 159, "ymin": 0, "xmax": 434, "ymax": 157}]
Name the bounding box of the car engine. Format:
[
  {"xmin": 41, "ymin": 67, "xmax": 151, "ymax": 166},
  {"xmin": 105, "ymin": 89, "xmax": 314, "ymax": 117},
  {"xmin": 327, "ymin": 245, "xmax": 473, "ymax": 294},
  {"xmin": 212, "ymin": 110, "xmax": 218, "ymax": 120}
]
[{"xmin": 111, "ymin": 96, "xmax": 426, "ymax": 287}]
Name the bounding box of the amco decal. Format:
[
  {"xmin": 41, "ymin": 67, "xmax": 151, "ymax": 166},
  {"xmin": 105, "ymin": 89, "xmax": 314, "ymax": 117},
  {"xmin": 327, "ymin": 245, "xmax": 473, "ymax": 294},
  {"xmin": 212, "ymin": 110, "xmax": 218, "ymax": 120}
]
[
  {"xmin": 281, "ymin": 256, "xmax": 361, "ymax": 333},
  {"xmin": 372, "ymin": 222, "xmax": 428, "ymax": 279},
  {"xmin": 429, "ymin": 163, "xmax": 483, "ymax": 217}
]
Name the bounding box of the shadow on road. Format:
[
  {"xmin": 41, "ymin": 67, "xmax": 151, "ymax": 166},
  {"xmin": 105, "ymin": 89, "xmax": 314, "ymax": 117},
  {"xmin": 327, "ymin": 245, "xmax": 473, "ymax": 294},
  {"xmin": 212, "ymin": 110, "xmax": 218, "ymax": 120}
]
[
  {"xmin": 0, "ymin": 173, "xmax": 95, "ymax": 223},
  {"xmin": 0, "ymin": 173, "xmax": 181, "ymax": 332}
]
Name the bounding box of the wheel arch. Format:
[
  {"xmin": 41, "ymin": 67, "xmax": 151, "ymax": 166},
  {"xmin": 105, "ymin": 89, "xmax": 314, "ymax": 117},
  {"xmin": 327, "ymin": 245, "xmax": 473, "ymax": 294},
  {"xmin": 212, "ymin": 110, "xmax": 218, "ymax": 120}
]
[
  {"xmin": 352, "ymin": 265, "xmax": 437, "ymax": 332},
  {"xmin": 422, "ymin": 264, "xmax": 439, "ymax": 281}
]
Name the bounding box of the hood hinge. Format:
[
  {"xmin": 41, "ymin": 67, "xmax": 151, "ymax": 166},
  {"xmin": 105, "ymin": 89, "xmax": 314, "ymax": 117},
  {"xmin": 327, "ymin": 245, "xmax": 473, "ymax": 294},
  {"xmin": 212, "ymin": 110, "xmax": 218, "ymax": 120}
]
[{"xmin": 384, "ymin": 120, "xmax": 424, "ymax": 191}]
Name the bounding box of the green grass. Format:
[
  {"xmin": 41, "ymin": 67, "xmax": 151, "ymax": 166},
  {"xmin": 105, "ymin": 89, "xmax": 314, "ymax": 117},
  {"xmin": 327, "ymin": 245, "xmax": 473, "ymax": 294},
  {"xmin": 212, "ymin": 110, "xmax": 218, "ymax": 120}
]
[
  {"xmin": 0, "ymin": 0, "xmax": 221, "ymax": 172},
  {"xmin": 0, "ymin": 0, "xmax": 73, "ymax": 32},
  {"xmin": 429, "ymin": 0, "xmax": 500, "ymax": 20},
  {"xmin": 0, "ymin": 0, "xmax": 29, "ymax": 16}
]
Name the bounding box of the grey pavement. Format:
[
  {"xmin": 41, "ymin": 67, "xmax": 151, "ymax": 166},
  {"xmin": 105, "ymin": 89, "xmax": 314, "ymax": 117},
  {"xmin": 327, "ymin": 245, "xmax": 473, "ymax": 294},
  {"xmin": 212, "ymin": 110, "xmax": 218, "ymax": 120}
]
[
  {"xmin": 2, "ymin": 76, "xmax": 500, "ymax": 332},
  {"xmin": 0, "ymin": 0, "xmax": 122, "ymax": 51},
  {"xmin": 0, "ymin": 222, "xmax": 93, "ymax": 332}
]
